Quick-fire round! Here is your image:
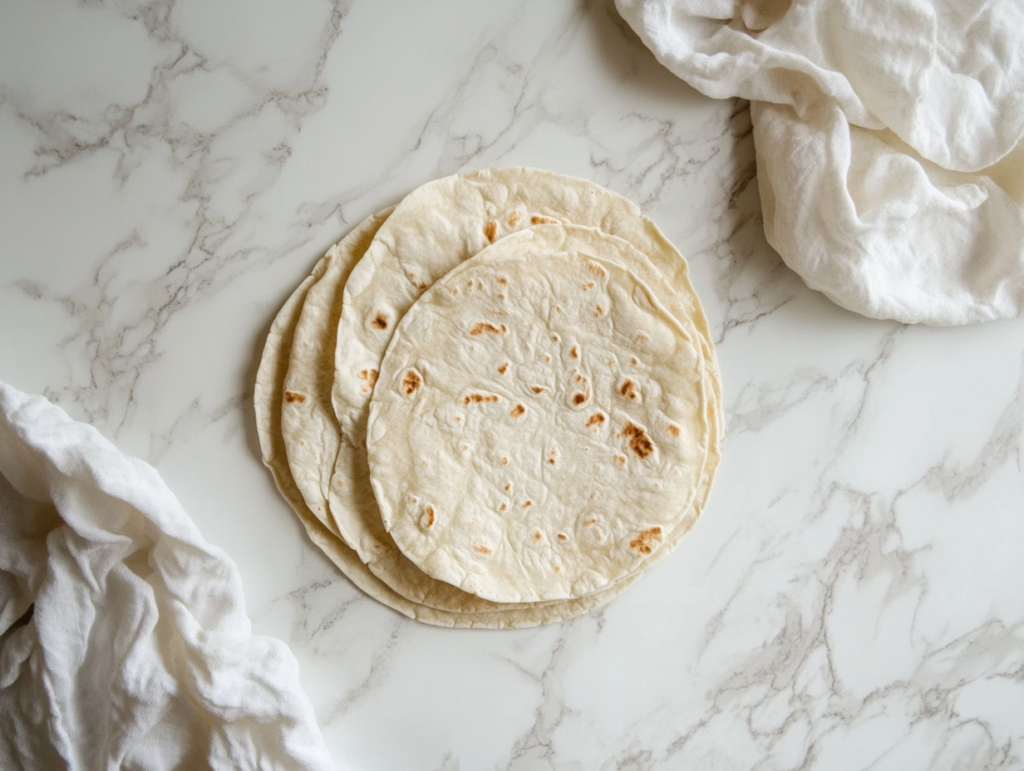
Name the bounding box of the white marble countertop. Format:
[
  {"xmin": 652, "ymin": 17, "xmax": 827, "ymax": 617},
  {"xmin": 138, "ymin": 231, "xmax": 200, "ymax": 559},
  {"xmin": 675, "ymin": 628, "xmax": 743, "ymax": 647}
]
[{"xmin": 2, "ymin": 1, "xmax": 1023, "ymax": 769}]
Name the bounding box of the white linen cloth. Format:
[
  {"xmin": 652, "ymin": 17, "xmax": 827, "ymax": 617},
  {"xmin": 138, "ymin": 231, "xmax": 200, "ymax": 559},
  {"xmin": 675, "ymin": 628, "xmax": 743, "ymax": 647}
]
[
  {"xmin": 0, "ymin": 382, "xmax": 334, "ymax": 771},
  {"xmin": 617, "ymin": 0, "xmax": 1024, "ymax": 324}
]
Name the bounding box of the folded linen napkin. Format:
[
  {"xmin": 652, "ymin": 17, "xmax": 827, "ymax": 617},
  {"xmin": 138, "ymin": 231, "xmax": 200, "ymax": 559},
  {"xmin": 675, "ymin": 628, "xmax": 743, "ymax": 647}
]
[
  {"xmin": 0, "ymin": 382, "xmax": 334, "ymax": 770},
  {"xmin": 617, "ymin": 0, "xmax": 1024, "ymax": 324}
]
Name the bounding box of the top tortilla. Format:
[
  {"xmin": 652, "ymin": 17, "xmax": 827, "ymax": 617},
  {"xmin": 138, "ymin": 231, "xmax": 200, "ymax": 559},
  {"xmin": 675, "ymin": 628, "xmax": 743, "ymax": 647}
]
[{"xmin": 367, "ymin": 225, "xmax": 709, "ymax": 602}]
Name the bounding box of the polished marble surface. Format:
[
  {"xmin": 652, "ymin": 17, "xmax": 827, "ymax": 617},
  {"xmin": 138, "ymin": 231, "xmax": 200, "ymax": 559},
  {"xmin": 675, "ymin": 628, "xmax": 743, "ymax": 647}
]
[{"xmin": 2, "ymin": 1, "xmax": 1023, "ymax": 769}]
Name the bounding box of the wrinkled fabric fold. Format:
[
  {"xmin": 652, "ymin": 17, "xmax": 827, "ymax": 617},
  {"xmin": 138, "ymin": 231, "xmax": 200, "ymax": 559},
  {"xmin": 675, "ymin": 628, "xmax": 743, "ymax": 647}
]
[
  {"xmin": 0, "ymin": 382, "xmax": 333, "ymax": 771},
  {"xmin": 617, "ymin": 0, "xmax": 1024, "ymax": 324}
]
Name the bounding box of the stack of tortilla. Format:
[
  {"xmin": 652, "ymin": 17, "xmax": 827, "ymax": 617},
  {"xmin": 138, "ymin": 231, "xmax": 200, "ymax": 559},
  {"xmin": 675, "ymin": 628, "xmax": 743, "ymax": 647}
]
[{"xmin": 254, "ymin": 168, "xmax": 722, "ymax": 629}]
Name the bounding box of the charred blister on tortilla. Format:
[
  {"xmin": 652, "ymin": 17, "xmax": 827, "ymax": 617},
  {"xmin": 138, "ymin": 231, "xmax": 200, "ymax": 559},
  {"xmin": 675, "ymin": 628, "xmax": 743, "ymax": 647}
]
[
  {"xmin": 567, "ymin": 366, "xmax": 591, "ymax": 409},
  {"xmin": 545, "ymin": 441, "xmax": 559, "ymax": 467},
  {"xmin": 401, "ymin": 368, "xmax": 422, "ymax": 396},
  {"xmin": 629, "ymin": 526, "xmax": 663, "ymax": 556},
  {"xmin": 469, "ymin": 321, "xmax": 506, "ymax": 336},
  {"xmin": 620, "ymin": 420, "xmax": 655, "ymax": 460},
  {"xmin": 357, "ymin": 368, "xmax": 378, "ymax": 394},
  {"xmin": 462, "ymin": 392, "xmax": 500, "ymax": 405},
  {"xmin": 419, "ymin": 504, "xmax": 436, "ymax": 529}
]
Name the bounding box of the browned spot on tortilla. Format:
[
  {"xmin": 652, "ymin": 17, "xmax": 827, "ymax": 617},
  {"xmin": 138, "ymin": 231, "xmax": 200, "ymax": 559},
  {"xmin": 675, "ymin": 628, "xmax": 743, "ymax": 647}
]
[
  {"xmin": 510, "ymin": 404, "xmax": 526, "ymax": 417},
  {"xmin": 484, "ymin": 221, "xmax": 498, "ymax": 243},
  {"xmin": 454, "ymin": 416, "xmax": 462, "ymax": 423},
  {"xmin": 584, "ymin": 518, "xmax": 597, "ymax": 526},
  {"xmin": 498, "ymin": 362, "xmax": 509, "ymax": 374},
  {"xmin": 401, "ymin": 370, "xmax": 421, "ymax": 395},
  {"xmin": 470, "ymin": 321, "xmax": 507, "ymax": 336},
  {"xmin": 450, "ymin": 286, "xmax": 459, "ymax": 296},
  {"xmin": 557, "ymin": 533, "xmax": 568, "ymax": 541},
  {"xmin": 667, "ymin": 424, "xmax": 680, "ymax": 437},
  {"xmin": 498, "ymin": 275, "xmax": 508, "ymax": 285},
  {"xmin": 586, "ymin": 412, "xmax": 605, "ymax": 428},
  {"xmin": 464, "ymin": 392, "xmax": 499, "ymax": 404},
  {"xmin": 523, "ymin": 500, "xmax": 532, "ymax": 508},
  {"xmin": 621, "ymin": 421, "xmax": 655, "ymax": 459},
  {"xmin": 614, "ymin": 454, "xmax": 626, "ymax": 466},
  {"xmin": 594, "ymin": 305, "xmax": 605, "ymax": 317},
  {"xmin": 475, "ymin": 544, "xmax": 492, "ymax": 554},
  {"xmin": 422, "ymin": 506, "xmax": 435, "ymax": 527},
  {"xmin": 544, "ymin": 354, "xmax": 551, "ymax": 362},
  {"xmin": 548, "ymin": 450, "xmax": 557, "ymax": 465},
  {"xmin": 583, "ymin": 281, "xmax": 595, "ymax": 290},
  {"xmin": 358, "ymin": 369, "xmax": 379, "ymax": 394},
  {"xmin": 499, "ymin": 502, "xmax": 507, "ymax": 511},
  {"xmin": 532, "ymin": 531, "xmax": 542, "ymax": 542},
  {"xmin": 530, "ymin": 215, "xmax": 557, "ymax": 225},
  {"xmin": 283, "ymin": 390, "xmax": 306, "ymax": 404},
  {"xmin": 421, "ymin": 460, "xmax": 429, "ymax": 467},
  {"xmin": 586, "ymin": 261, "xmax": 607, "ymax": 277},
  {"xmin": 551, "ymin": 334, "xmax": 559, "ymax": 342},
  {"xmin": 371, "ymin": 313, "xmax": 388, "ymax": 330},
  {"xmin": 507, "ymin": 212, "xmax": 520, "ymax": 227},
  {"xmin": 531, "ymin": 385, "xmax": 546, "ymax": 394},
  {"xmin": 572, "ymin": 392, "xmax": 588, "ymax": 406},
  {"xmin": 501, "ymin": 456, "xmax": 509, "ymax": 465},
  {"xmin": 619, "ymin": 379, "xmax": 637, "ymax": 400},
  {"xmin": 574, "ymin": 373, "xmax": 583, "ymax": 382},
  {"xmin": 417, "ymin": 282, "xmax": 429, "ymax": 291},
  {"xmin": 631, "ymin": 356, "xmax": 639, "ymax": 365},
  {"xmin": 554, "ymin": 565, "xmax": 561, "ymax": 573},
  {"xmin": 497, "ymin": 293, "xmax": 505, "ymax": 300},
  {"xmin": 629, "ymin": 526, "xmax": 663, "ymax": 555},
  {"xmin": 635, "ymin": 332, "xmax": 647, "ymax": 343},
  {"xmin": 570, "ymin": 346, "xmax": 579, "ymax": 359},
  {"xmin": 504, "ymin": 483, "xmax": 512, "ymax": 492}
]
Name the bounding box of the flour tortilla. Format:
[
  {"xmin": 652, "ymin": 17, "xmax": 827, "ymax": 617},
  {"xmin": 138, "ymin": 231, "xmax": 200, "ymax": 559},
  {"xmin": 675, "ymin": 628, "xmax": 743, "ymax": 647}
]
[
  {"xmin": 281, "ymin": 208, "xmax": 391, "ymax": 537},
  {"xmin": 254, "ymin": 218, "xmax": 638, "ymax": 627},
  {"xmin": 368, "ymin": 225, "xmax": 709, "ymax": 602},
  {"xmin": 330, "ymin": 168, "xmax": 722, "ymax": 574}
]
